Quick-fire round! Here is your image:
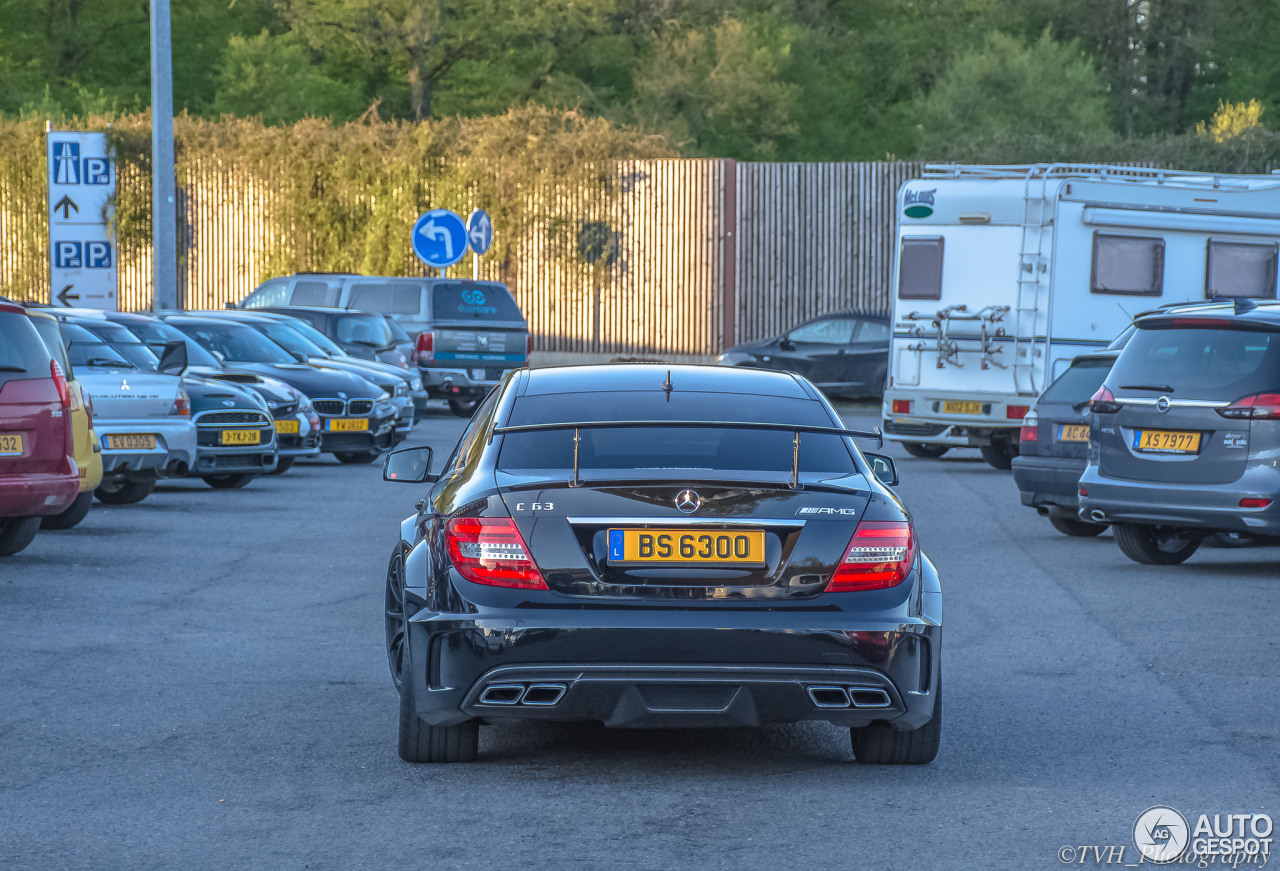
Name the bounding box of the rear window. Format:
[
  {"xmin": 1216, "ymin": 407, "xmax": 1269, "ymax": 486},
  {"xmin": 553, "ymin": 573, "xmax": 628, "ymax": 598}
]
[
  {"xmin": 1039, "ymin": 357, "xmax": 1114, "ymax": 403},
  {"xmin": 117, "ymin": 318, "xmax": 222, "ymax": 368},
  {"xmin": 497, "ymin": 392, "xmax": 858, "ymax": 476},
  {"xmin": 384, "ymin": 316, "xmax": 411, "ymax": 343},
  {"xmin": 335, "ymin": 314, "xmax": 394, "ymax": 346},
  {"xmin": 898, "ymin": 237, "xmax": 944, "ymax": 300},
  {"xmin": 348, "ymin": 282, "xmax": 422, "ymax": 314},
  {"xmin": 28, "ymin": 316, "xmax": 72, "ymax": 376},
  {"xmin": 1, "ymin": 312, "xmax": 55, "ymax": 389},
  {"xmin": 432, "ymin": 283, "xmax": 523, "ymax": 321},
  {"xmin": 1110, "ymin": 327, "xmax": 1280, "ymax": 398},
  {"xmin": 60, "ymin": 322, "xmax": 138, "ymax": 369}
]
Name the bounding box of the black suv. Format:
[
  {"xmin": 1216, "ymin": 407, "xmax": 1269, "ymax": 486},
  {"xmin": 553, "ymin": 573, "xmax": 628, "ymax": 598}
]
[
  {"xmin": 1079, "ymin": 300, "xmax": 1280, "ymax": 564},
  {"xmin": 1011, "ymin": 352, "xmax": 1117, "ymax": 536}
]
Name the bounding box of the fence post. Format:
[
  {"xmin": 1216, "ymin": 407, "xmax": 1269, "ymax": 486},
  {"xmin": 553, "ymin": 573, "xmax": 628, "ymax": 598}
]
[{"xmin": 721, "ymin": 159, "xmax": 737, "ymax": 353}]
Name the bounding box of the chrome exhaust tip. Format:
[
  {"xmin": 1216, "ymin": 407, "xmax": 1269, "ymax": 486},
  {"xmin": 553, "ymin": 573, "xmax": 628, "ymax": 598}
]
[
  {"xmin": 1090, "ymin": 509, "xmax": 1106, "ymax": 523},
  {"xmin": 477, "ymin": 684, "xmax": 524, "ymax": 705},
  {"xmin": 806, "ymin": 686, "xmax": 851, "ymax": 708},
  {"xmin": 847, "ymin": 687, "xmax": 893, "ymax": 708},
  {"xmin": 520, "ymin": 684, "xmax": 567, "ymax": 706}
]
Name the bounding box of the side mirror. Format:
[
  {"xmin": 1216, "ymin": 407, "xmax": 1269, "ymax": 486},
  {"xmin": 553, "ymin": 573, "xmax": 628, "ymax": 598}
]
[
  {"xmin": 289, "ymin": 349, "xmax": 308, "ymax": 364},
  {"xmin": 778, "ymin": 336, "xmax": 795, "ymax": 351},
  {"xmin": 383, "ymin": 446, "xmax": 437, "ymax": 484},
  {"xmin": 863, "ymin": 452, "xmax": 899, "ymax": 487},
  {"xmin": 156, "ymin": 339, "xmax": 188, "ymax": 375},
  {"xmin": 224, "ymin": 301, "xmax": 236, "ymax": 309}
]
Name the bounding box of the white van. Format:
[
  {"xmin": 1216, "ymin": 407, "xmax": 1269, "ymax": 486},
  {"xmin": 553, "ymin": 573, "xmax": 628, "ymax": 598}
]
[{"xmin": 883, "ymin": 164, "xmax": 1280, "ymax": 468}]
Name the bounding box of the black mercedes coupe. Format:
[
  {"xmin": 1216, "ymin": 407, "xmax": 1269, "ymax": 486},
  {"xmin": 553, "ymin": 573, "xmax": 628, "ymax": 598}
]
[{"xmin": 382, "ymin": 364, "xmax": 942, "ymax": 764}]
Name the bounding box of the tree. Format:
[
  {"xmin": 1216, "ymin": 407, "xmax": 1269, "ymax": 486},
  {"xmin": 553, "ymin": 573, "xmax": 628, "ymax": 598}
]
[
  {"xmin": 914, "ymin": 29, "xmax": 1112, "ymax": 156},
  {"xmin": 210, "ymin": 30, "xmax": 365, "ymax": 123}
]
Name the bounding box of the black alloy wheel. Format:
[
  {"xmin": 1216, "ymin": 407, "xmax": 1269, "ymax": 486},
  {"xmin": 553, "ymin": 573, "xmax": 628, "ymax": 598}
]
[
  {"xmin": 265, "ymin": 456, "xmax": 295, "ymax": 475},
  {"xmin": 1112, "ymin": 523, "xmax": 1201, "ymax": 565},
  {"xmin": 335, "ymin": 451, "xmax": 379, "ymax": 464},
  {"xmin": 94, "ymin": 478, "xmax": 157, "ymax": 505},
  {"xmin": 1047, "ymin": 508, "xmax": 1107, "ymax": 538},
  {"xmin": 201, "ymin": 473, "xmax": 255, "ymax": 490},
  {"xmin": 902, "ymin": 442, "xmax": 950, "ymax": 459},
  {"xmin": 40, "ymin": 491, "xmax": 94, "ymax": 530},
  {"xmin": 448, "ymin": 398, "xmax": 480, "ymax": 418},
  {"xmin": 385, "ymin": 545, "xmax": 409, "ymax": 692}
]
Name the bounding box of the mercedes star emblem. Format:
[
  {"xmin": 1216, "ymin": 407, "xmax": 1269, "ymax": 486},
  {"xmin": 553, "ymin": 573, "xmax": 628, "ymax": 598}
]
[{"xmin": 674, "ymin": 490, "xmax": 702, "ymax": 513}]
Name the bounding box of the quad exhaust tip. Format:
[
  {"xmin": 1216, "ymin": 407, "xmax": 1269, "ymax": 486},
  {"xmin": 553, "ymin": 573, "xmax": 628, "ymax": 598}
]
[
  {"xmin": 806, "ymin": 685, "xmax": 892, "ymax": 709},
  {"xmin": 477, "ymin": 682, "xmax": 567, "ymax": 707}
]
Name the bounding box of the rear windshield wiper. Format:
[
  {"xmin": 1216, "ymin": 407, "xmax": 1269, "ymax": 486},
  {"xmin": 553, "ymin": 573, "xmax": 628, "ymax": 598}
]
[
  {"xmin": 0, "ymin": 365, "xmax": 27, "ymax": 372},
  {"xmin": 1119, "ymin": 384, "xmax": 1173, "ymax": 392}
]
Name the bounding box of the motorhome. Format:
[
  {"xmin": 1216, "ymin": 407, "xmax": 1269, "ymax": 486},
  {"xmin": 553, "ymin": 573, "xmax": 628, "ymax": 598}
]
[{"xmin": 882, "ymin": 163, "xmax": 1280, "ymax": 468}]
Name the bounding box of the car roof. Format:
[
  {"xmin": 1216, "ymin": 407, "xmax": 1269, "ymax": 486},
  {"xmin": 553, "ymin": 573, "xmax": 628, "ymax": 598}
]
[
  {"xmin": 1135, "ymin": 299, "xmax": 1280, "ymax": 329},
  {"xmin": 518, "ymin": 363, "xmax": 815, "ymax": 399},
  {"xmin": 266, "ymin": 305, "xmax": 386, "ymax": 318}
]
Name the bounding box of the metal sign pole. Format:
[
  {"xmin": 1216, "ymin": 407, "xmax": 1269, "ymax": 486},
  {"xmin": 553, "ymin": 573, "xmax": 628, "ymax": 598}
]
[{"xmin": 150, "ymin": 0, "xmax": 178, "ymax": 311}]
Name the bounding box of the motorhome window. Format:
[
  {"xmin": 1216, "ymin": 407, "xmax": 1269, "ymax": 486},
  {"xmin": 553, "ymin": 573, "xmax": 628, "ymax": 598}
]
[
  {"xmin": 291, "ymin": 280, "xmax": 339, "ymax": 307},
  {"xmin": 1206, "ymin": 241, "xmax": 1278, "ymax": 299},
  {"xmin": 1091, "ymin": 233, "xmax": 1163, "ymax": 296},
  {"xmin": 898, "ymin": 237, "xmax": 944, "ymax": 300}
]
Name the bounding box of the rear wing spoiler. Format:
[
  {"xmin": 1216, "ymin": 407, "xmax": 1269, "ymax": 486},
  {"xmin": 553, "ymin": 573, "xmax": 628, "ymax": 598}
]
[{"xmin": 490, "ymin": 419, "xmax": 883, "ymax": 489}]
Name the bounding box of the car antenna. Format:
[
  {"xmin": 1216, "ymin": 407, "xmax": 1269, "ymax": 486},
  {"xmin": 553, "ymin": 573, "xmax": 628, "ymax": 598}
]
[
  {"xmin": 1234, "ymin": 297, "xmax": 1258, "ymax": 314},
  {"xmin": 661, "ymin": 369, "xmax": 673, "ymax": 402}
]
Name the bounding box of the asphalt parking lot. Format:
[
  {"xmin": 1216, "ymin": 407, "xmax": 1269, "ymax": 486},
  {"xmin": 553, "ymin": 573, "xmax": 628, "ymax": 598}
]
[{"xmin": 2, "ymin": 404, "xmax": 1276, "ymax": 870}]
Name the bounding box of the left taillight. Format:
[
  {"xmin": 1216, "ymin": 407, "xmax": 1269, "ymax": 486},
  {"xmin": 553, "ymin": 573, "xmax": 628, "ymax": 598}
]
[
  {"xmin": 828, "ymin": 520, "xmax": 916, "ymax": 592},
  {"xmin": 1019, "ymin": 410, "xmax": 1039, "ymax": 443},
  {"xmin": 445, "ymin": 517, "xmax": 548, "ymax": 589},
  {"xmin": 51, "ymin": 360, "xmax": 70, "ymax": 408},
  {"xmin": 169, "ymin": 389, "xmax": 191, "ymax": 416}
]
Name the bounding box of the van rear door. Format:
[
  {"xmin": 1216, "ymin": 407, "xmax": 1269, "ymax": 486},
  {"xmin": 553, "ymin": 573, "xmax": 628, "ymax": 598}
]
[{"xmin": 430, "ymin": 282, "xmax": 528, "ymax": 375}]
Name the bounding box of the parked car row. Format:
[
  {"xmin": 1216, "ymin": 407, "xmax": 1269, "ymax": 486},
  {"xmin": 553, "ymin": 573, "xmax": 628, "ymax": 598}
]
[
  {"xmin": 0, "ymin": 300, "xmax": 437, "ymax": 557},
  {"xmin": 1009, "ymin": 298, "xmax": 1280, "ymax": 565}
]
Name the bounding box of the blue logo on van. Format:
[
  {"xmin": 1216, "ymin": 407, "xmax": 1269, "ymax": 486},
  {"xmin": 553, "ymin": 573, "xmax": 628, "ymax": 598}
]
[
  {"xmin": 904, "ymin": 188, "xmax": 936, "ymax": 218},
  {"xmin": 461, "ymin": 288, "xmax": 486, "ymax": 306}
]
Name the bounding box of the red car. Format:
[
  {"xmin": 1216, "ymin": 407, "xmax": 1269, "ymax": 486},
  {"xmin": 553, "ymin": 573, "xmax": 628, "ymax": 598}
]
[{"xmin": 0, "ymin": 300, "xmax": 79, "ymax": 556}]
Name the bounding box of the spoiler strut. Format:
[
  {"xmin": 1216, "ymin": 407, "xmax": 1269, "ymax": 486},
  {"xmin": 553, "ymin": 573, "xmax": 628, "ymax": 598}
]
[{"xmin": 490, "ymin": 419, "xmax": 884, "ymax": 491}]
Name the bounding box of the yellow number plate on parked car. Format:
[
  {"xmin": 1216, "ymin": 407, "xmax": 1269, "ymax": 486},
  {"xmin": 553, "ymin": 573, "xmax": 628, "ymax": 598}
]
[
  {"xmin": 0, "ymin": 433, "xmax": 24, "ymax": 455},
  {"xmin": 105, "ymin": 433, "xmax": 157, "ymax": 450},
  {"xmin": 275, "ymin": 419, "xmax": 300, "ymax": 435},
  {"xmin": 326, "ymin": 418, "xmax": 368, "ymax": 432},
  {"xmin": 1134, "ymin": 430, "xmax": 1201, "ymax": 454},
  {"xmin": 607, "ymin": 528, "xmax": 765, "ymax": 564},
  {"xmin": 942, "ymin": 400, "xmax": 982, "ymax": 415},
  {"xmin": 220, "ymin": 429, "xmax": 261, "ymax": 446},
  {"xmin": 1057, "ymin": 424, "xmax": 1090, "ymax": 443}
]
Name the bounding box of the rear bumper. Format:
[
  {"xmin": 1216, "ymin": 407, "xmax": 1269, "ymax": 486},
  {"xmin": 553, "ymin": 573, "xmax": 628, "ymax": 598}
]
[
  {"xmin": 0, "ymin": 471, "xmax": 79, "ymax": 518},
  {"xmin": 1011, "ymin": 454, "xmax": 1085, "ymax": 510},
  {"xmin": 97, "ymin": 420, "xmax": 197, "ymax": 477},
  {"xmin": 404, "ymin": 604, "xmax": 941, "ymax": 731},
  {"xmin": 421, "ymin": 366, "xmax": 510, "ymax": 399},
  {"xmin": 1078, "ymin": 465, "xmax": 1280, "ymax": 534}
]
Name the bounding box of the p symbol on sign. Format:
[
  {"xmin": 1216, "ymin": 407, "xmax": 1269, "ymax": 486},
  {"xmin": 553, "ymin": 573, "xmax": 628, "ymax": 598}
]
[
  {"xmin": 86, "ymin": 241, "xmax": 112, "ymax": 268},
  {"xmin": 84, "ymin": 158, "xmax": 111, "ymax": 185},
  {"xmin": 54, "ymin": 241, "xmax": 82, "ymax": 269}
]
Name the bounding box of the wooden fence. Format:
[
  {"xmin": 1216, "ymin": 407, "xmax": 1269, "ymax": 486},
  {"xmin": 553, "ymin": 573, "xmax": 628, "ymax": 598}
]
[{"xmin": 3, "ymin": 155, "xmax": 923, "ymax": 355}]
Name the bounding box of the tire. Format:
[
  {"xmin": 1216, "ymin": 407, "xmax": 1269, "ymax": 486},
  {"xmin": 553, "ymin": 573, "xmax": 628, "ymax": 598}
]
[
  {"xmin": 201, "ymin": 473, "xmax": 255, "ymax": 490},
  {"xmin": 265, "ymin": 456, "xmax": 295, "ymax": 476},
  {"xmin": 94, "ymin": 478, "xmax": 157, "ymax": 505},
  {"xmin": 40, "ymin": 491, "xmax": 93, "ymax": 530},
  {"xmin": 850, "ymin": 683, "xmax": 942, "ymax": 765},
  {"xmin": 979, "ymin": 439, "xmax": 1019, "ymax": 470},
  {"xmin": 334, "ymin": 451, "xmax": 379, "ymax": 465},
  {"xmin": 398, "ymin": 676, "xmax": 479, "ymax": 764},
  {"xmin": 0, "ymin": 516, "xmax": 41, "ymax": 557},
  {"xmin": 448, "ymin": 398, "xmax": 480, "ymax": 418},
  {"xmin": 1047, "ymin": 509, "xmax": 1107, "ymax": 538},
  {"xmin": 902, "ymin": 442, "xmax": 950, "ymax": 459},
  {"xmin": 1112, "ymin": 522, "xmax": 1201, "ymax": 565},
  {"xmin": 385, "ymin": 545, "xmax": 409, "ymax": 692}
]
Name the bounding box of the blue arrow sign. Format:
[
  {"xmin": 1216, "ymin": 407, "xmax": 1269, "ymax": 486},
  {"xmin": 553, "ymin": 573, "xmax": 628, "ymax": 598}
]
[
  {"xmin": 411, "ymin": 209, "xmax": 467, "ymax": 269},
  {"xmin": 467, "ymin": 209, "xmax": 494, "ymax": 255}
]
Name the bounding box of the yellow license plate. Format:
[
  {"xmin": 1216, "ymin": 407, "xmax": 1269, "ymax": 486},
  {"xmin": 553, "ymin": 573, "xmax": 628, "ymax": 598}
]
[
  {"xmin": 607, "ymin": 528, "xmax": 765, "ymax": 565},
  {"xmin": 275, "ymin": 419, "xmax": 300, "ymax": 435},
  {"xmin": 0, "ymin": 433, "xmax": 24, "ymax": 455},
  {"xmin": 1057, "ymin": 424, "xmax": 1090, "ymax": 443},
  {"xmin": 326, "ymin": 418, "xmax": 368, "ymax": 432},
  {"xmin": 942, "ymin": 400, "xmax": 982, "ymax": 415},
  {"xmin": 220, "ymin": 429, "xmax": 261, "ymax": 446},
  {"xmin": 1135, "ymin": 429, "xmax": 1201, "ymax": 454},
  {"xmin": 106, "ymin": 433, "xmax": 157, "ymax": 450}
]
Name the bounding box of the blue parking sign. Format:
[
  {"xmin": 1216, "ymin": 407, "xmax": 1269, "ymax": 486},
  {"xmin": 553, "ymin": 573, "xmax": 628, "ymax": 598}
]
[{"xmin": 54, "ymin": 241, "xmax": 82, "ymax": 269}]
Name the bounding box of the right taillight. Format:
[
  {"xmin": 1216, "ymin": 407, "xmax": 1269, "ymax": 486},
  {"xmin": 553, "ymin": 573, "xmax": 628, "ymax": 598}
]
[
  {"xmin": 828, "ymin": 520, "xmax": 916, "ymax": 592},
  {"xmin": 415, "ymin": 330, "xmax": 435, "ymax": 365},
  {"xmin": 1219, "ymin": 393, "xmax": 1280, "ymax": 420},
  {"xmin": 445, "ymin": 517, "xmax": 547, "ymax": 589},
  {"xmin": 1019, "ymin": 411, "xmax": 1039, "ymax": 443},
  {"xmin": 51, "ymin": 360, "xmax": 71, "ymax": 408},
  {"xmin": 1089, "ymin": 385, "xmax": 1121, "ymax": 414},
  {"xmin": 891, "ymin": 399, "xmax": 912, "ymax": 415}
]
